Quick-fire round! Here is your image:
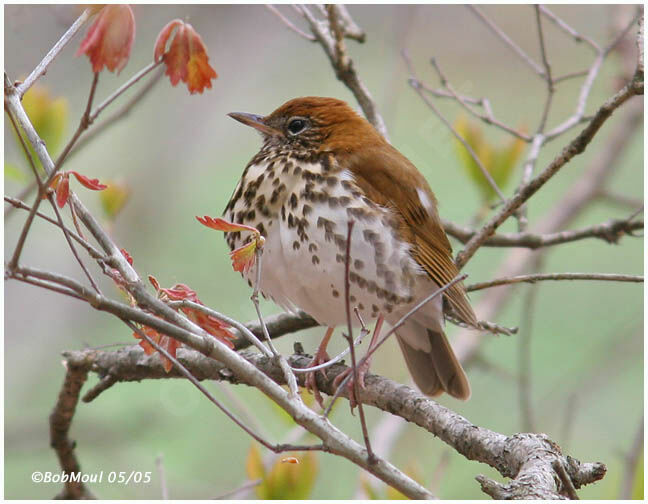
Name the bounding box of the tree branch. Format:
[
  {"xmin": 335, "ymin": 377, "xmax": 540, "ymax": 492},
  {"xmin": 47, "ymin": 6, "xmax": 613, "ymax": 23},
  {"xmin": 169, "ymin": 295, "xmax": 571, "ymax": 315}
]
[
  {"xmin": 62, "ymin": 345, "xmax": 607, "ymax": 499},
  {"xmin": 456, "ymin": 77, "xmax": 642, "ymax": 269}
]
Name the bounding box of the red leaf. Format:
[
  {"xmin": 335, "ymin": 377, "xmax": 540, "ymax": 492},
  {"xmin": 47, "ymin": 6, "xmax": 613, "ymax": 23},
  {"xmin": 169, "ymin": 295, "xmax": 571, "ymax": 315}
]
[
  {"xmin": 149, "ymin": 278, "xmax": 236, "ymax": 348},
  {"xmin": 230, "ymin": 241, "xmax": 258, "ymax": 273},
  {"xmin": 196, "ymin": 215, "xmax": 259, "ymax": 235},
  {"xmin": 155, "ymin": 20, "xmax": 217, "ymax": 94},
  {"xmin": 55, "ymin": 173, "xmax": 70, "ymax": 208},
  {"xmin": 153, "ymin": 19, "xmax": 182, "ymax": 62},
  {"xmin": 77, "ymin": 5, "xmax": 136, "ymax": 74},
  {"xmin": 133, "ymin": 324, "xmax": 179, "ymax": 373},
  {"xmin": 70, "ymin": 171, "xmax": 108, "ymax": 190}
]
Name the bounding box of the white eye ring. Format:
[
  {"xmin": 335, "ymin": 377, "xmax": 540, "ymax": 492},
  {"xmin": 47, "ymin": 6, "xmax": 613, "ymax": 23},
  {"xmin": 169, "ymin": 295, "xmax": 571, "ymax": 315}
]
[{"xmin": 287, "ymin": 118, "xmax": 308, "ymax": 136}]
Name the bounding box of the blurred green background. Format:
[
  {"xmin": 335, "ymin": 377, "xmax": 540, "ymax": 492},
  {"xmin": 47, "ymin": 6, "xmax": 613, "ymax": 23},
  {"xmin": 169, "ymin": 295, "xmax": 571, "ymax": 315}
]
[{"xmin": 4, "ymin": 4, "xmax": 643, "ymax": 499}]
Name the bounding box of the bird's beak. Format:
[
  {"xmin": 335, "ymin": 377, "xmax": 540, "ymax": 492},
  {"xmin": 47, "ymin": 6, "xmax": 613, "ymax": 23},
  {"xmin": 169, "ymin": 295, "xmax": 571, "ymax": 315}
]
[{"xmin": 227, "ymin": 112, "xmax": 281, "ymax": 137}]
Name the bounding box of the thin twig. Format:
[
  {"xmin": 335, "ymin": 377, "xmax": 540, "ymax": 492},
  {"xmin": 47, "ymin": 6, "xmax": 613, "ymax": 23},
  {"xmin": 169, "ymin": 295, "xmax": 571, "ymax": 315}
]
[
  {"xmin": 603, "ymin": 8, "xmax": 642, "ymax": 55},
  {"xmin": 404, "ymin": 53, "xmax": 507, "ymax": 203},
  {"xmin": 89, "ymin": 60, "xmax": 163, "ymax": 123},
  {"xmin": 466, "ymin": 272, "xmax": 643, "ymax": 292},
  {"xmin": 50, "ymin": 196, "xmax": 101, "ymax": 293},
  {"xmin": 534, "ymin": 6, "xmax": 555, "ymax": 134},
  {"xmin": 443, "ymin": 215, "xmax": 643, "ymax": 249},
  {"xmin": 426, "ymin": 56, "xmax": 531, "ymax": 142},
  {"xmin": 214, "ymin": 479, "xmax": 262, "ymax": 500},
  {"xmin": 456, "ymin": 77, "xmax": 642, "ymax": 269},
  {"xmin": 170, "ymin": 300, "xmax": 271, "ymax": 357},
  {"xmin": 467, "ymin": 5, "xmax": 546, "ymax": 77},
  {"xmin": 16, "ymin": 8, "xmax": 92, "ymax": 97},
  {"xmin": 265, "ymin": 5, "xmax": 316, "ymax": 41},
  {"xmin": 363, "ymin": 274, "xmax": 468, "ymax": 364},
  {"xmin": 7, "ymin": 72, "xmax": 99, "ymax": 270},
  {"xmin": 6, "ymin": 102, "xmax": 102, "ymax": 289},
  {"xmin": 342, "ymin": 220, "xmax": 375, "ymax": 463},
  {"xmin": 127, "ymin": 320, "xmax": 322, "ymax": 454},
  {"xmin": 517, "ymin": 257, "xmax": 543, "ymax": 433},
  {"xmin": 4, "ymin": 196, "xmax": 104, "ymax": 259},
  {"xmin": 293, "ymin": 4, "xmax": 388, "ymax": 138},
  {"xmin": 538, "ymin": 5, "xmax": 601, "ymax": 52}
]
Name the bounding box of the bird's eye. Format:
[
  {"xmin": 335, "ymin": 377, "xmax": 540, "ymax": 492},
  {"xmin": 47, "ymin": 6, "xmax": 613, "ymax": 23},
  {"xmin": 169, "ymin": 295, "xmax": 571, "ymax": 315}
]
[{"xmin": 287, "ymin": 118, "xmax": 307, "ymax": 135}]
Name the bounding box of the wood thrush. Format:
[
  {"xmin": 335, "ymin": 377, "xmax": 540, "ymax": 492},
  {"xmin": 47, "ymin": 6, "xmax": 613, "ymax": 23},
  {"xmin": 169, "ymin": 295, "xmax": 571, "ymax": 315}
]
[{"xmin": 224, "ymin": 97, "xmax": 478, "ymax": 401}]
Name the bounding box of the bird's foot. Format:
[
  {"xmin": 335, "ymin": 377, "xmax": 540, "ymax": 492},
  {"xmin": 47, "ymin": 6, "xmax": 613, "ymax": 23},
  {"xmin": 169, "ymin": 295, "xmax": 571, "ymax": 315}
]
[
  {"xmin": 333, "ymin": 355, "xmax": 372, "ymax": 409},
  {"xmin": 304, "ymin": 348, "xmax": 332, "ymax": 409}
]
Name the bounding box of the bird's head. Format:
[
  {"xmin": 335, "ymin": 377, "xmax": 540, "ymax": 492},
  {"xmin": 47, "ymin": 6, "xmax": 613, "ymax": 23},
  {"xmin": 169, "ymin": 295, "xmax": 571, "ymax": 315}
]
[{"xmin": 228, "ymin": 96, "xmax": 382, "ymax": 153}]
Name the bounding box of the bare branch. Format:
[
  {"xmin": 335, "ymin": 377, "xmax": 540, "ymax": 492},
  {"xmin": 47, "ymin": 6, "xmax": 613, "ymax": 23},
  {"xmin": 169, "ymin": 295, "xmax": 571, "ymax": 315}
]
[
  {"xmin": 456, "ymin": 77, "xmax": 642, "ymax": 269},
  {"xmin": 292, "ymin": 5, "xmax": 388, "ymax": 138},
  {"xmin": 425, "ymin": 56, "xmax": 531, "ymax": 141},
  {"xmin": 49, "ymin": 362, "xmax": 95, "ymax": 499},
  {"xmin": 62, "ymin": 346, "xmax": 607, "ymax": 499},
  {"xmin": 466, "ymin": 5, "xmax": 546, "ymax": 77},
  {"xmin": 265, "ymin": 5, "xmax": 316, "ymax": 41},
  {"xmin": 467, "ymin": 272, "xmax": 643, "ymax": 292},
  {"xmin": 603, "ymin": 7, "xmax": 642, "ymax": 55},
  {"xmin": 538, "ymin": 5, "xmax": 601, "ymax": 52},
  {"xmin": 16, "ymin": 8, "xmax": 92, "ymax": 97},
  {"xmin": 405, "ymin": 53, "xmax": 507, "ymax": 203},
  {"xmin": 89, "ymin": 61, "xmax": 163, "ymax": 122},
  {"xmin": 534, "ymin": 6, "xmax": 555, "ymax": 133}
]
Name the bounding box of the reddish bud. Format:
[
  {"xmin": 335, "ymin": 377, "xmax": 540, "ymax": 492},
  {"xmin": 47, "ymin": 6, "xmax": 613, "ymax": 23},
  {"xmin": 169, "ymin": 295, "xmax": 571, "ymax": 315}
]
[
  {"xmin": 77, "ymin": 5, "xmax": 136, "ymax": 74},
  {"xmin": 120, "ymin": 248, "xmax": 134, "ymax": 265},
  {"xmin": 154, "ymin": 19, "xmax": 217, "ymax": 94},
  {"xmin": 54, "ymin": 173, "xmax": 70, "ymax": 208}
]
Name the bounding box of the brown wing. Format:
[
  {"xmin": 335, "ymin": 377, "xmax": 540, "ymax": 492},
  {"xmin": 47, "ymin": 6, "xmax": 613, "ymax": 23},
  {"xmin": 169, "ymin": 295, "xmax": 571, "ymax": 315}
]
[{"xmin": 343, "ymin": 143, "xmax": 478, "ymax": 328}]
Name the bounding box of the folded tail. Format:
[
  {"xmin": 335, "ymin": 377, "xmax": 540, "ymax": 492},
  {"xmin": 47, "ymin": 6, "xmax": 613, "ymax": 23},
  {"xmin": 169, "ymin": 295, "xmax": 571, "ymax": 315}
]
[{"xmin": 395, "ymin": 319, "xmax": 470, "ymax": 400}]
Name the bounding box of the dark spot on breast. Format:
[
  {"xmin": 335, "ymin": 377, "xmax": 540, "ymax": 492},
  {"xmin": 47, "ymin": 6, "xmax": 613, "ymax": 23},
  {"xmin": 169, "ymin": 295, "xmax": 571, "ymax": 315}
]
[
  {"xmin": 255, "ymin": 195, "xmax": 266, "ymax": 210},
  {"xmin": 293, "ymin": 240, "xmax": 300, "ymax": 250},
  {"xmin": 289, "ymin": 193, "xmax": 297, "ymax": 209},
  {"xmin": 336, "ymin": 254, "xmax": 345, "ymax": 263},
  {"xmin": 293, "ymin": 165, "xmax": 302, "ymax": 176},
  {"xmin": 354, "ymin": 259, "xmax": 364, "ymax": 270},
  {"xmin": 246, "ymin": 209, "xmax": 256, "ymax": 221},
  {"xmin": 309, "ymin": 243, "xmax": 318, "ymax": 252},
  {"xmin": 302, "ymin": 204, "xmax": 312, "ymax": 216},
  {"xmin": 332, "ymin": 289, "xmax": 339, "ymax": 298},
  {"xmin": 338, "ymin": 196, "xmax": 351, "ymax": 207},
  {"xmin": 341, "ymin": 180, "xmax": 354, "ymax": 190},
  {"xmin": 312, "ymin": 255, "xmax": 320, "ymax": 265},
  {"xmin": 350, "ymin": 295, "xmax": 357, "ymax": 303},
  {"xmin": 255, "ymin": 222, "xmax": 266, "ymax": 236}
]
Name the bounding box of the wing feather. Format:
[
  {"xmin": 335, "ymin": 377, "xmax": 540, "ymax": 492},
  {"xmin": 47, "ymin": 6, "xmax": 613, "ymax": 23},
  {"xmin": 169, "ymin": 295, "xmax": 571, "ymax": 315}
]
[{"xmin": 342, "ymin": 144, "xmax": 478, "ymax": 327}]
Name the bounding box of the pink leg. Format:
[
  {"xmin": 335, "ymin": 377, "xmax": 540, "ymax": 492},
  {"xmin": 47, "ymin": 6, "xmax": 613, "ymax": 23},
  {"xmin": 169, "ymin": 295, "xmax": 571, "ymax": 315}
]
[
  {"xmin": 334, "ymin": 315, "xmax": 385, "ymax": 405},
  {"xmin": 305, "ymin": 327, "xmax": 335, "ymax": 408}
]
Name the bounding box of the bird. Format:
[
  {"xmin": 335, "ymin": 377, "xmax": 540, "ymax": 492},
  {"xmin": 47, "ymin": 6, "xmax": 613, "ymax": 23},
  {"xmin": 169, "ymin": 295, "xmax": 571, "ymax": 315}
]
[{"xmin": 223, "ymin": 96, "xmax": 478, "ymax": 403}]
